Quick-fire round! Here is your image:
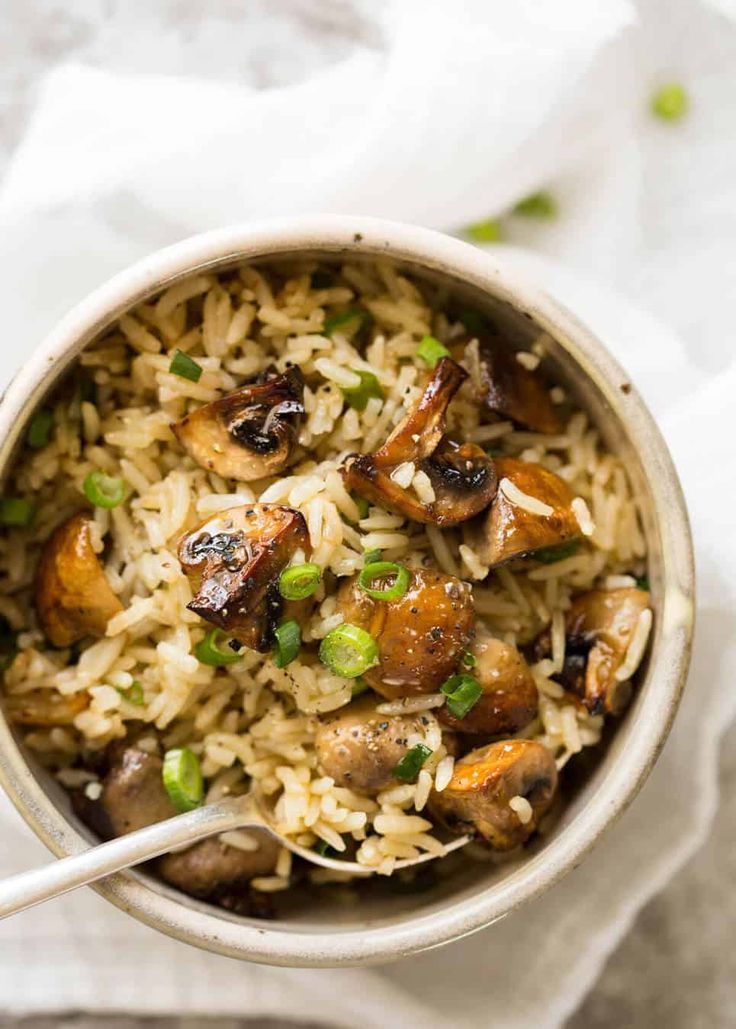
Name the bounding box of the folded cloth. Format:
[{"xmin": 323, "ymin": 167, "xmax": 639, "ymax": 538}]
[{"xmin": 1, "ymin": 1, "xmax": 735, "ymax": 1025}]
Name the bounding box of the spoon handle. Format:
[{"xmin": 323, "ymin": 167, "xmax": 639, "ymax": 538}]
[{"xmin": 0, "ymin": 796, "xmax": 253, "ymax": 919}]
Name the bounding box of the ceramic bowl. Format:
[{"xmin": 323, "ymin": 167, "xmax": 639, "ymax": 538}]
[{"xmin": 0, "ymin": 216, "xmax": 694, "ymax": 966}]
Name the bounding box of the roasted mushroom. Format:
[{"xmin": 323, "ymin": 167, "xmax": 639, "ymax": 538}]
[
  {"xmin": 315, "ymin": 695, "xmax": 433, "ymax": 793},
  {"xmin": 173, "ymin": 367, "xmax": 305, "ymax": 482},
  {"xmin": 431, "ymin": 739, "xmax": 557, "ymax": 849},
  {"xmin": 342, "ymin": 357, "xmax": 497, "ymax": 526},
  {"xmin": 335, "ymin": 568, "xmax": 474, "ymax": 698},
  {"xmin": 534, "ymin": 587, "xmax": 651, "ymax": 715},
  {"xmin": 97, "ymin": 747, "xmax": 177, "ymax": 836},
  {"xmin": 178, "ymin": 504, "xmax": 310, "ymax": 651},
  {"xmin": 158, "ymin": 834, "xmax": 280, "ymax": 895},
  {"xmin": 35, "ymin": 512, "xmax": 123, "ymax": 647},
  {"xmin": 467, "ymin": 337, "xmax": 562, "ymax": 434},
  {"xmin": 4, "ymin": 689, "xmax": 88, "ymax": 727},
  {"xmin": 439, "ymin": 626, "xmax": 538, "ymax": 735},
  {"xmin": 468, "ymin": 457, "xmax": 579, "ymax": 568}
]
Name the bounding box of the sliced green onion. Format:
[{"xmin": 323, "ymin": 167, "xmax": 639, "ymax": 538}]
[
  {"xmin": 314, "ymin": 839, "xmax": 338, "ymax": 857},
  {"xmin": 194, "ymin": 628, "xmax": 242, "ymax": 667},
  {"xmin": 279, "ymin": 563, "xmax": 322, "ymax": 601},
  {"xmin": 323, "ymin": 308, "xmax": 370, "ymax": 337},
  {"xmin": 417, "ymin": 335, "xmax": 450, "ymax": 368},
  {"xmin": 651, "ymin": 82, "xmax": 688, "ymax": 121},
  {"xmin": 162, "ymin": 747, "xmax": 204, "ymax": 813},
  {"xmin": 358, "ymin": 561, "xmax": 410, "ymax": 602},
  {"xmin": 486, "ymin": 446, "xmax": 503, "ymax": 458},
  {"xmin": 352, "ymin": 493, "xmax": 370, "ymax": 520},
  {"xmin": 534, "ymin": 540, "xmax": 580, "ymax": 564},
  {"xmin": 273, "ymin": 619, "xmax": 301, "ymax": 668},
  {"xmin": 351, "ymin": 677, "xmax": 370, "ymax": 698},
  {"xmin": 461, "ymin": 650, "xmax": 477, "ymax": 669},
  {"xmin": 26, "ymin": 409, "xmax": 54, "ymax": 449},
  {"xmin": 319, "ymin": 623, "xmax": 379, "ymax": 678},
  {"xmin": 466, "ymin": 218, "xmax": 502, "ymax": 243},
  {"xmin": 83, "ymin": 471, "xmax": 126, "ymax": 509},
  {"xmin": 169, "ymin": 349, "xmax": 203, "ymax": 382},
  {"xmin": 117, "ymin": 680, "xmax": 145, "ymax": 706},
  {"xmin": 311, "ymin": 269, "xmax": 334, "ymax": 289},
  {"xmin": 363, "ymin": 549, "xmax": 381, "ymax": 566},
  {"xmin": 394, "ymin": 743, "xmax": 433, "ymax": 782},
  {"xmin": 459, "ymin": 307, "xmax": 489, "ymax": 335},
  {"xmin": 441, "ymin": 673, "xmax": 484, "ymax": 720},
  {"xmin": 0, "ymin": 497, "xmax": 34, "ymax": 527},
  {"xmin": 636, "ymin": 575, "xmax": 650, "ymax": 592},
  {"xmin": 513, "ymin": 191, "xmax": 558, "ymax": 219},
  {"xmin": 341, "ymin": 370, "xmax": 384, "ymax": 412}
]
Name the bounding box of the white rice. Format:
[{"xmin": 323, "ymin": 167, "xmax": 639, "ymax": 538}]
[{"xmin": 499, "ymin": 477, "xmax": 554, "ymax": 517}]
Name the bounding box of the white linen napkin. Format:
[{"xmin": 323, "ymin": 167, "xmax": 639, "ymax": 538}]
[{"xmin": 1, "ymin": 1, "xmax": 735, "ymax": 1025}]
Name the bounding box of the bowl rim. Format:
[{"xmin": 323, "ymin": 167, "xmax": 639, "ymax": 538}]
[{"xmin": 0, "ymin": 215, "xmax": 694, "ymax": 966}]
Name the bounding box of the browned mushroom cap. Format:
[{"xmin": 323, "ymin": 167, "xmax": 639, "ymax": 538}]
[
  {"xmin": 4, "ymin": 689, "xmax": 88, "ymax": 727},
  {"xmin": 99, "ymin": 747, "xmax": 178, "ymax": 836},
  {"xmin": 438, "ymin": 626, "xmax": 538, "ymax": 735},
  {"xmin": 315, "ymin": 695, "xmax": 432, "ymax": 793},
  {"xmin": 158, "ymin": 834, "xmax": 280, "ymax": 895},
  {"xmin": 173, "ymin": 367, "xmax": 305, "ymax": 482},
  {"xmin": 34, "ymin": 512, "xmax": 123, "ymax": 648},
  {"xmin": 472, "ymin": 338, "xmax": 562, "ymax": 434},
  {"xmin": 341, "ymin": 357, "xmax": 497, "ymax": 526},
  {"xmin": 335, "ymin": 567, "xmax": 474, "ymax": 698},
  {"xmin": 468, "ymin": 457, "xmax": 579, "ymax": 568},
  {"xmin": 431, "ymin": 739, "xmax": 557, "ymax": 849},
  {"xmin": 178, "ymin": 504, "xmax": 310, "ymax": 651},
  {"xmin": 535, "ymin": 587, "xmax": 651, "ymax": 715}
]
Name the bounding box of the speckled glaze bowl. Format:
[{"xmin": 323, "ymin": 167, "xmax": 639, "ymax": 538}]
[{"xmin": 0, "ymin": 216, "xmax": 694, "ymax": 966}]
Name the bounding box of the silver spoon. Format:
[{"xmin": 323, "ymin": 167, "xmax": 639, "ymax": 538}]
[{"xmin": 0, "ymin": 795, "xmax": 470, "ymax": 918}]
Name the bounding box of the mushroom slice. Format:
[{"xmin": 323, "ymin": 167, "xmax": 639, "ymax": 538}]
[
  {"xmin": 439, "ymin": 626, "xmax": 538, "ymax": 735},
  {"xmin": 467, "ymin": 457, "xmax": 579, "ymax": 568},
  {"xmin": 4, "ymin": 689, "xmax": 88, "ymax": 727},
  {"xmin": 473, "ymin": 338, "xmax": 562, "ymax": 434},
  {"xmin": 431, "ymin": 739, "xmax": 557, "ymax": 849},
  {"xmin": 335, "ymin": 568, "xmax": 474, "ymax": 698},
  {"xmin": 35, "ymin": 512, "xmax": 123, "ymax": 648},
  {"xmin": 178, "ymin": 504, "xmax": 310, "ymax": 651},
  {"xmin": 173, "ymin": 367, "xmax": 305, "ymax": 482},
  {"xmin": 341, "ymin": 357, "xmax": 497, "ymax": 526},
  {"xmin": 535, "ymin": 587, "xmax": 651, "ymax": 715},
  {"xmin": 158, "ymin": 834, "xmax": 280, "ymax": 896}
]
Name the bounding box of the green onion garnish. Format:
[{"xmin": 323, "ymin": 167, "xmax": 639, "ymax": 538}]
[
  {"xmin": 461, "ymin": 650, "xmax": 477, "ymax": 669},
  {"xmin": 279, "ymin": 563, "xmax": 322, "ymax": 601},
  {"xmin": 311, "ymin": 270, "xmax": 334, "ymax": 289},
  {"xmin": 636, "ymin": 575, "xmax": 650, "ymax": 592},
  {"xmin": 651, "ymin": 82, "xmax": 688, "ymax": 122},
  {"xmin": 393, "ymin": 743, "xmax": 433, "ymax": 782},
  {"xmin": 358, "ymin": 561, "xmax": 410, "ymax": 602},
  {"xmin": 417, "ymin": 335, "xmax": 450, "ymax": 368},
  {"xmin": 352, "ymin": 493, "xmax": 370, "ymax": 520},
  {"xmin": 513, "ymin": 191, "xmax": 558, "ymax": 219},
  {"xmin": 169, "ymin": 349, "xmax": 203, "ymax": 382},
  {"xmin": 195, "ymin": 628, "xmax": 242, "ymax": 667},
  {"xmin": 363, "ymin": 549, "xmax": 381, "ymax": 565},
  {"xmin": 466, "ymin": 218, "xmax": 502, "ymax": 243},
  {"xmin": 314, "ymin": 839, "xmax": 338, "ymax": 857},
  {"xmin": 83, "ymin": 471, "xmax": 126, "ymax": 509},
  {"xmin": 0, "ymin": 498, "xmax": 34, "ymax": 527},
  {"xmin": 441, "ymin": 673, "xmax": 484, "ymax": 720},
  {"xmin": 319, "ymin": 623, "xmax": 379, "ymax": 678},
  {"xmin": 162, "ymin": 747, "xmax": 204, "ymax": 813},
  {"xmin": 26, "ymin": 409, "xmax": 54, "ymax": 449},
  {"xmin": 323, "ymin": 308, "xmax": 370, "ymax": 337},
  {"xmin": 273, "ymin": 619, "xmax": 301, "ymax": 668},
  {"xmin": 341, "ymin": 370, "xmax": 384, "ymax": 412},
  {"xmin": 117, "ymin": 680, "xmax": 145, "ymax": 706},
  {"xmin": 534, "ymin": 540, "xmax": 580, "ymax": 564},
  {"xmin": 459, "ymin": 308, "xmax": 489, "ymax": 335},
  {"xmin": 351, "ymin": 677, "xmax": 370, "ymax": 698}
]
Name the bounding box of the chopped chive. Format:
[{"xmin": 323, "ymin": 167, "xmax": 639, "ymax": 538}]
[
  {"xmin": 513, "ymin": 191, "xmax": 558, "ymax": 219},
  {"xmin": 26, "ymin": 409, "xmax": 54, "ymax": 449},
  {"xmin": 393, "ymin": 743, "xmax": 433, "ymax": 782},
  {"xmin": 351, "ymin": 677, "xmax": 370, "ymax": 698},
  {"xmin": 651, "ymin": 82, "xmax": 688, "ymax": 121},
  {"xmin": 363, "ymin": 549, "xmax": 381, "ymax": 566},
  {"xmin": 314, "ymin": 839, "xmax": 338, "ymax": 857},
  {"xmin": 466, "ymin": 218, "xmax": 502, "ymax": 243},
  {"xmin": 341, "ymin": 370, "xmax": 384, "ymax": 412},
  {"xmin": 279, "ymin": 562, "xmax": 322, "ymax": 601},
  {"xmin": 441, "ymin": 673, "xmax": 483, "ymax": 720},
  {"xmin": 458, "ymin": 307, "xmax": 489, "ymax": 335},
  {"xmin": 0, "ymin": 497, "xmax": 34, "ymax": 527},
  {"xmin": 417, "ymin": 335, "xmax": 450, "ymax": 368},
  {"xmin": 83, "ymin": 471, "xmax": 126, "ymax": 509},
  {"xmin": 352, "ymin": 493, "xmax": 370, "ymax": 520},
  {"xmin": 273, "ymin": 619, "xmax": 301, "ymax": 668},
  {"xmin": 169, "ymin": 349, "xmax": 203, "ymax": 382},
  {"xmin": 461, "ymin": 649, "xmax": 477, "ymax": 669},
  {"xmin": 636, "ymin": 575, "xmax": 650, "ymax": 592},
  {"xmin": 311, "ymin": 270, "xmax": 334, "ymax": 289},
  {"xmin": 358, "ymin": 561, "xmax": 410, "ymax": 602},
  {"xmin": 162, "ymin": 747, "xmax": 204, "ymax": 813},
  {"xmin": 195, "ymin": 628, "xmax": 242, "ymax": 667},
  {"xmin": 319, "ymin": 623, "xmax": 379, "ymax": 678},
  {"xmin": 534, "ymin": 540, "xmax": 580, "ymax": 564},
  {"xmin": 323, "ymin": 308, "xmax": 370, "ymax": 337},
  {"xmin": 117, "ymin": 680, "xmax": 145, "ymax": 706}
]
